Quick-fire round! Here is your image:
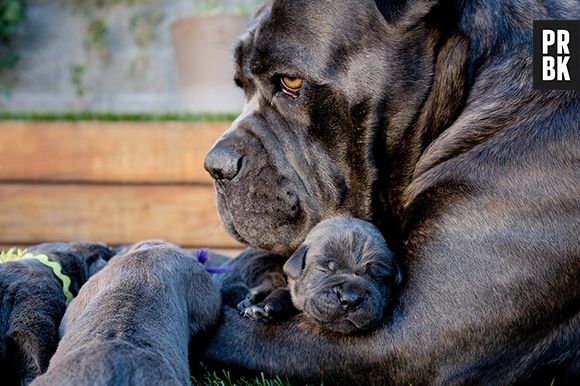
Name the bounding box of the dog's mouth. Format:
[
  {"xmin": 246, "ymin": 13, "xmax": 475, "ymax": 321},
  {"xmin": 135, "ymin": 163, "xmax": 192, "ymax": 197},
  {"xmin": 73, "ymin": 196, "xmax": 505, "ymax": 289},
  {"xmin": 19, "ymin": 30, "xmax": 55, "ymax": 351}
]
[
  {"xmin": 215, "ymin": 183, "xmax": 248, "ymax": 245},
  {"xmin": 212, "ymin": 171, "xmax": 312, "ymax": 255},
  {"xmin": 304, "ymin": 294, "xmax": 382, "ymax": 334}
]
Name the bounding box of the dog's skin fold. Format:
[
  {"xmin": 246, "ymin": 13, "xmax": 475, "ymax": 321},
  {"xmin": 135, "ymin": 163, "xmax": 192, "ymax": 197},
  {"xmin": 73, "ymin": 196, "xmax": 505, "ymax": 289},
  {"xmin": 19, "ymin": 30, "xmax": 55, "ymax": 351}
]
[{"xmin": 202, "ymin": 0, "xmax": 580, "ymax": 384}]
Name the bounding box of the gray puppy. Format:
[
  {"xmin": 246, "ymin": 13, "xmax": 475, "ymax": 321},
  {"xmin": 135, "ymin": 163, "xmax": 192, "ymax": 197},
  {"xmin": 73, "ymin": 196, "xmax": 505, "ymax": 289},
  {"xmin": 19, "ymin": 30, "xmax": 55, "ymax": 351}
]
[
  {"xmin": 0, "ymin": 242, "xmax": 114, "ymax": 386},
  {"xmin": 239, "ymin": 218, "xmax": 401, "ymax": 334},
  {"xmin": 30, "ymin": 240, "xmax": 222, "ymax": 386}
]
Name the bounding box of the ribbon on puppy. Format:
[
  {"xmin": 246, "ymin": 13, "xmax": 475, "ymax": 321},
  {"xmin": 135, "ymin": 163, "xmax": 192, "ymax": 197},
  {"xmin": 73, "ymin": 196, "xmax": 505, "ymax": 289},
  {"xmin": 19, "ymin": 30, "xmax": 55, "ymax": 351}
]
[
  {"xmin": 0, "ymin": 248, "xmax": 74, "ymax": 305},
  {"xmin": 195, "ymin": 248, "xmax": 232, "ymax": 274},
  {"xmin": 135, "ymin": 244, "xmax": 231, "ymax": 274}
]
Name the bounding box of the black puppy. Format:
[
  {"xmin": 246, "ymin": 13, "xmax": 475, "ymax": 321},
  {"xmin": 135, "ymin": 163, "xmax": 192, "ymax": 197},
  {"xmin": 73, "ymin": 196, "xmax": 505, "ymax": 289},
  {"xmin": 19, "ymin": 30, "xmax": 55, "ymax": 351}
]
[
  {"xmin": 0, "ymin": 242, "xmax": 114, "ymax": 386},
  {"xmin": 239, "ymin": 218, "xmax": 401, "ymax": 334},
  {"xmin": 30, "ymin": 240, "xmax": 222, "ymax": 386}
]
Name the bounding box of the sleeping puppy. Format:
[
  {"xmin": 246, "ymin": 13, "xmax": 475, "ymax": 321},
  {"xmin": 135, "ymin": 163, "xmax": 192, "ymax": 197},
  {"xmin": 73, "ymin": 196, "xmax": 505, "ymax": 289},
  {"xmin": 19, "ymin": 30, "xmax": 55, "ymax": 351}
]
[
  {"xmin": 30, "ymin": 240, "xmax": 222, "ymax": 386},
  {"xmin": 239, "ymin": 218, "xmax": 402, "ymax": 334},
  {"xmin": 0, "ymin": 242, "xmax": 115, "ymax": 386}
]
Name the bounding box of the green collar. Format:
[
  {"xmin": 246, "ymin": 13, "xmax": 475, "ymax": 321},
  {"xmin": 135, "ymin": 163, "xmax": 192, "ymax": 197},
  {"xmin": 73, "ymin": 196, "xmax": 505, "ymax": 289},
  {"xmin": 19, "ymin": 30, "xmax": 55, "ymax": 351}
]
[{"xmin": 0, "ymin": 249, "xmax": 74, "ymax": 305}]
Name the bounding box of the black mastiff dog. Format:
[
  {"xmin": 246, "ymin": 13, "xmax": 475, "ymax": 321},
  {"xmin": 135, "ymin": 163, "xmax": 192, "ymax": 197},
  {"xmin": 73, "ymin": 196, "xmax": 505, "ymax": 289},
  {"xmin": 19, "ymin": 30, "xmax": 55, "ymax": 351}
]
[{"xmin": 202, "ymin": 0, "xmax": 579, "ymax": 384}]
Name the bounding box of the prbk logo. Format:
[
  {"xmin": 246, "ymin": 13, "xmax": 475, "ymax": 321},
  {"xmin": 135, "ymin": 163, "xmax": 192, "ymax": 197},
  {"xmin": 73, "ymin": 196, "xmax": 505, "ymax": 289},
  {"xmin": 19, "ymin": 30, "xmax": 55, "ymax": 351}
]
[{"xmin": 533, "ymin": 20, "xmax": 580, "ymax": 90}]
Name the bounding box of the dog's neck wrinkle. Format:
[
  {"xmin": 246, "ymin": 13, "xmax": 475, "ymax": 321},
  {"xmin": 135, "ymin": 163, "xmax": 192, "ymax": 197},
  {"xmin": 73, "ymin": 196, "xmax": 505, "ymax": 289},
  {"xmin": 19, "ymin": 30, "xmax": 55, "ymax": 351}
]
[
  {"xmin": 409, "ymin": 0, "xmax": 554, "ymax": 180},
  {"xmin": 373, "ymin": 0, "xmax": 408, "ymax": 23},
  {"xmin": 456, "ymin": 0, "xmax": 548, "ymax": 78},
  {"xmin": 379, "ymin": 0, "xmax": 543, "ymax": 214},
  {"xmin": 372, "ymin": 4, "xmax": 470, "ymax": 236}
]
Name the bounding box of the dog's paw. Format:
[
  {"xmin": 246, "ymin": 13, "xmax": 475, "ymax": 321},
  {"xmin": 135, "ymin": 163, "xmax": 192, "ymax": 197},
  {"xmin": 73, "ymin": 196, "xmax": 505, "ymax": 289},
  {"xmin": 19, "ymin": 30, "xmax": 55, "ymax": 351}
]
[
  {"xmin": 236, "ymin": 286, "xmax": 271, "ymax": 312},
  {"xmin": 236, "ymin": 297, "xmax": 254, "ymax": 313},
  {"xmin": 237, "ymin": 292, "xmax": 277, "ymax": 321},
  {"xmin": 239, "ymin": 303, "xmax": 282, "ymax": 322},
  {"xmin": 238, "ymin": 288, "xmax": 294, "ymax": 322},
  {"xmin": 240, "ymin": 304, "xmax": 271, "ymax": 321}
]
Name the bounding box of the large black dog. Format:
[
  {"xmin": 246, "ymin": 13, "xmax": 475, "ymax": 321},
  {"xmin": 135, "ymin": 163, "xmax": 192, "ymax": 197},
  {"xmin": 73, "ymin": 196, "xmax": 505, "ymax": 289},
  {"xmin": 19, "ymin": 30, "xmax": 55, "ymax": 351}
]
[{"xmin": 203, "ymin": 0, "xmax": 580, "ymax": 384}]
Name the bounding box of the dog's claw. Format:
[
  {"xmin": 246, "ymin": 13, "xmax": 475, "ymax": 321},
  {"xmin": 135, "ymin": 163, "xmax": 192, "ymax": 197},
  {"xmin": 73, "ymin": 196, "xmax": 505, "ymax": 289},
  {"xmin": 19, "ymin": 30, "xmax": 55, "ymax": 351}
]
[{"xmin": 241, "ymin": 305, "xmax": 272, "ymax": 321}]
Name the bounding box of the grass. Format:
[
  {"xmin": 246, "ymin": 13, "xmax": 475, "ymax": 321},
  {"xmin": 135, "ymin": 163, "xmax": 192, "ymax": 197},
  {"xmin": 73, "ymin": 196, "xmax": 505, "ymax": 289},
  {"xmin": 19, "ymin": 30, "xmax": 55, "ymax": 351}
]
[
  {"xmin": 191, "ymin": 367, "xmax": 296, "ymax": 386},
  {"xmin": 0, "ymin": 112, "xmax": 239, "ymax": 122}
]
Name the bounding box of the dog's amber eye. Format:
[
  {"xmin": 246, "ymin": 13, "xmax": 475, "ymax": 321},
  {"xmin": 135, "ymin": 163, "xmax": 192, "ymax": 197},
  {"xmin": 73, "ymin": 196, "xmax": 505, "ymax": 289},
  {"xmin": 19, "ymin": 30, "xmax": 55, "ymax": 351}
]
[
  {"xmin": 280, "ymin": 76, "xmax": 303, "ymax": 98},
  {"xmin": 281, "ymin": 76, "xmax": 303, "ymax": 91}
]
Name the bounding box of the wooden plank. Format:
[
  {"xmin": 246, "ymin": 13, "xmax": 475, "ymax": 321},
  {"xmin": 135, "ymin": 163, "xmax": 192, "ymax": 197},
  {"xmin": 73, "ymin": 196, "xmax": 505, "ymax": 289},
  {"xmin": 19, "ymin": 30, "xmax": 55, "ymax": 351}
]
[
  {"xmin": 0, "ymin": 184, "xmax": 243, "ymax": 248},
  {"xmin": 0, "ymin": 121, "xmax": 230, "ymax": 183}
]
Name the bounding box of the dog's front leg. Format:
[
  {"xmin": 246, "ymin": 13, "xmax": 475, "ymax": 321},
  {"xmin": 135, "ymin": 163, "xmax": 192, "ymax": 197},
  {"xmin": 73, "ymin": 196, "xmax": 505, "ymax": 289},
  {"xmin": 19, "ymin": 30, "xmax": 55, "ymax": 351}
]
[{"xmin": 216, "ymin": 248, "xmax": 295, "ymax": 321}]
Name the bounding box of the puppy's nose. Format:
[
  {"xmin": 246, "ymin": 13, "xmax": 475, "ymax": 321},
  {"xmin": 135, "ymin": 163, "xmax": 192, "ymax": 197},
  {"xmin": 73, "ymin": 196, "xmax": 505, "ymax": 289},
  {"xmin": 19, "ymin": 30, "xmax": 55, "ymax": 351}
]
[
  {"xmin": 337, "ymin": 287, "xmax": 363, "ymax": 311},
  {"xmin": 204, "ymin": 146, "xmax": 243, "ymax": 181}
]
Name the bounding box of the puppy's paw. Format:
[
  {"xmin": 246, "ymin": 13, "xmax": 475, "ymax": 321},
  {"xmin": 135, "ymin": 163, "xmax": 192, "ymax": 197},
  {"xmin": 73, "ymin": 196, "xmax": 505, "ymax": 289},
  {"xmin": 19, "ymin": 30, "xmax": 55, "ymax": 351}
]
[
  {"xmin": 238, "ymin": 288, "xmax": 294, "ymax": 322},
  {"xmin": 240, "ymin": 304, "xmax": 271, "ymax": 321},
  {"xmin": 236, "ymin": 297, "xmax": 255, "ymax": 313},
  {"xmin": 239, "ymin": 302, "xmax": 283, "ymax": 322},
  {"xmin": 237, "ymin": 296, "xmax": 277, "ymax": 322}
]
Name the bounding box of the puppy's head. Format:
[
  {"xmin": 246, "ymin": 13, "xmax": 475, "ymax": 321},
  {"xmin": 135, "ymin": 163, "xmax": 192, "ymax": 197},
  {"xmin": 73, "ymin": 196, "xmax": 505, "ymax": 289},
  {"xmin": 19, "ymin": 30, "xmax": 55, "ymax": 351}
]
[
  {"xmin": 68, "ymin": 242, "xmax": 116, "ymax": 280},
  {"xmin": 284, "ymin": 217, "xmax": 401, "ymax": 334},
  {"xmin": 27, "ymin": 242, "xmax": 116, "ymax": 293}
]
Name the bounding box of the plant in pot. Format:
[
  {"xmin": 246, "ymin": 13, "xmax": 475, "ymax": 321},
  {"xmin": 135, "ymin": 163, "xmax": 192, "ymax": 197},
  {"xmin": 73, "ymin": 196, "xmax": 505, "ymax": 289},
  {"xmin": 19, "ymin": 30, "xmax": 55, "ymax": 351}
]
[
  {"xmin": 172, "ymin": 0, "xmax": 261, "ymax": 114},
  {"xmin": 0, "ymin": 0, "xmax": 25, "ymax": 93}
]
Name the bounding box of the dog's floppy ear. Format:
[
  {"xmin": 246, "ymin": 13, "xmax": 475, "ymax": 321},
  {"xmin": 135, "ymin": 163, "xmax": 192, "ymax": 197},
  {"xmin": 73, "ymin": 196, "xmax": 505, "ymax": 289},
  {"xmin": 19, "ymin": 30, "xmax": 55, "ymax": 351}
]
[
  {"xmin": 283, "ymin": 245, "xmax": 308, "ymax": 280},
  {"xmin": 86, "ymin": 256, "xmax": 107, "ymax": 278},
  {"xmin": 73, "ymin": 244, "xmax": 115, "ymax": 280}
]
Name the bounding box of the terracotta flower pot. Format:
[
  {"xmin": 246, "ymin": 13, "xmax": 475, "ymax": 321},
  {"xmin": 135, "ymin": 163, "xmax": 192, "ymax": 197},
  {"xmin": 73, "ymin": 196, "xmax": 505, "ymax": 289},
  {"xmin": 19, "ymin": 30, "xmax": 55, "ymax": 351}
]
[{"xmin": 171, "ymin": 15, "xmax": 248, "ymax": 113}]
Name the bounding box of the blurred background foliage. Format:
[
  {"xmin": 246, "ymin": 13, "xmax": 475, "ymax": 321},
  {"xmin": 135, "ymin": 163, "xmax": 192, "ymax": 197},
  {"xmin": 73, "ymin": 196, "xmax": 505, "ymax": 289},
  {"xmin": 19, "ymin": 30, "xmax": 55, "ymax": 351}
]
[
  {"xmin": 0, "ymin": 0, "xmax": 261, "ymax": 113},
  {"xmin": 0, "ymin": 0, "xmax": 25, "ymax": 69}
]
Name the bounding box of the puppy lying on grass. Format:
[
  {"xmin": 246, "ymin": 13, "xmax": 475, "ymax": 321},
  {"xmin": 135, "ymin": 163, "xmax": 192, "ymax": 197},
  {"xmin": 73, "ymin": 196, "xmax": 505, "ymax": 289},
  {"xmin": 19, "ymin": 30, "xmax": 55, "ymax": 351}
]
[
  {"xmin": 0, "ymin": 242, "xmax": 115, "ymax": 386},
  {"xmin": 238, "ymin": 217, "xmax": 402, "ymax": 334},
  {"xmin": 30, "ymin": 240, "xmax": 221, "ymax": 386}
]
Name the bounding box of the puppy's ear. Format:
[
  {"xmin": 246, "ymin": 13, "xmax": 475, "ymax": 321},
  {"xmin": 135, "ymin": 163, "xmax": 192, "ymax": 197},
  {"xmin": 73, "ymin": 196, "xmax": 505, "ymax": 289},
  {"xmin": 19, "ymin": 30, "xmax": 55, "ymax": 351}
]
[
  {"xmin": 283, "ymin": 245, "xmax": 307, "ymax": 280},
  {"xmin": 87, "ymin": 257, "xmax": 107, "ymax": 278}
]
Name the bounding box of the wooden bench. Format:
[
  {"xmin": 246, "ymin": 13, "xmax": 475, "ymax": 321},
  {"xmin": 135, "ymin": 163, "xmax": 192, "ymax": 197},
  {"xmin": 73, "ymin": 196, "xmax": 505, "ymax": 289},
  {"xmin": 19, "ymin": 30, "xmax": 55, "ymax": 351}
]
[{"xmin": 0, "ymin": 121, "xmax": 243, "ymax": 255}]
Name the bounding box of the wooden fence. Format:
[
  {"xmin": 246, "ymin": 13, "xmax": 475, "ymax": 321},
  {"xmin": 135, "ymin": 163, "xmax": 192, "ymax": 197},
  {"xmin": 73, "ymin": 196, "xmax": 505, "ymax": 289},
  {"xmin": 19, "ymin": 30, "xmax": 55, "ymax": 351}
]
[{"xmin": 0, "ymin": 121, "xmax": 243, "ymax": 254}]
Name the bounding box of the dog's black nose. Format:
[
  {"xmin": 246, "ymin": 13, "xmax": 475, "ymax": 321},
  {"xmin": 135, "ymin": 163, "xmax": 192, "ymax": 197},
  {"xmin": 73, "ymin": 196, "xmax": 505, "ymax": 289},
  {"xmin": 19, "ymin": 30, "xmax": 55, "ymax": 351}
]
[
  {"xmin": 204, "ymin": 146, "xmax": 243, "ymax": 181},
  {"xmin": 338, "ymin": 287, "xmax": 363, "ymax": 311}
]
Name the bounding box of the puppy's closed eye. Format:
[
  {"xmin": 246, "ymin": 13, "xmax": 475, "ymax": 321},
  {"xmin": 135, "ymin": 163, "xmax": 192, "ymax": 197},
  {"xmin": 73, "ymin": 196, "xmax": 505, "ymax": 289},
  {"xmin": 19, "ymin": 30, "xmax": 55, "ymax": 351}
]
[{"xmin": 325, "ymin": 260, "xmax": 338, "ymax": 271}]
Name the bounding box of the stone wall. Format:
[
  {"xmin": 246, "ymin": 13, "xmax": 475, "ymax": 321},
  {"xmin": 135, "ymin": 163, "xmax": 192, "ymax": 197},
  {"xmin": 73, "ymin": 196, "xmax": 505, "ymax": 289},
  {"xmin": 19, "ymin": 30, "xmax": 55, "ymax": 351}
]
[{"xmin": 0, "ymin": 0, "xmax": 251, "ymax": 113}]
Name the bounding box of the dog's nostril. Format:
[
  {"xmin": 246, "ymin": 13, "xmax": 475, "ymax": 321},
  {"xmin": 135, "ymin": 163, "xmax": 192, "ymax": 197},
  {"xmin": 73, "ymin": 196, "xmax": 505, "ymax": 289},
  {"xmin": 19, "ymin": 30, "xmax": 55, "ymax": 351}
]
[
  {"xmin": 204, "ymin": 146, "xmax": 243, "ymax": 181},
  {"xmin": 338, "ymin": 288, "xmax": 363, "ymax": 311}
]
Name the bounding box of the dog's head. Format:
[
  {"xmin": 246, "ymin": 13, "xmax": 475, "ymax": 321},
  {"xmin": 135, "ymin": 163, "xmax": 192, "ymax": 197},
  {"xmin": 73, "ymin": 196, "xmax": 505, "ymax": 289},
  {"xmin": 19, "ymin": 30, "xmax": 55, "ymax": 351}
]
[
  {"xmin": 68, "ymin": 242, "xmax": 115, "ymax": 281},
  {"xmin": 204, "ymin": 0, "xmax": 463, "ymax": 255},
  {"xmin": 27, "ymin": 242, "xmax": 115, "ymax": 293},
  {"xmin": 283, "ymin": 217, "xmax": 401, "ymax": 334}
]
